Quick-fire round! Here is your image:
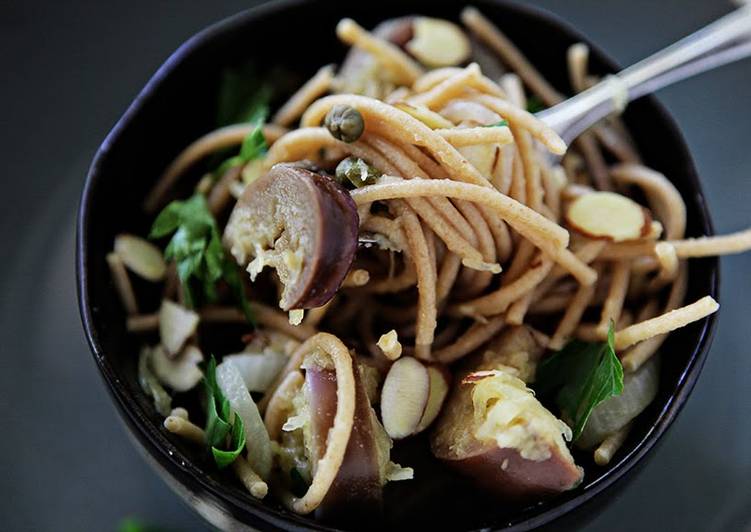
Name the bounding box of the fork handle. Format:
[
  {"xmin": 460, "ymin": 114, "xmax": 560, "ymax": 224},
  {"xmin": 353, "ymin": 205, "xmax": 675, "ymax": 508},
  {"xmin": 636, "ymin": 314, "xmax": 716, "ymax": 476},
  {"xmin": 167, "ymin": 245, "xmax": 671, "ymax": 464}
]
[{"xmin": 540, "ymin": 6, "xmax": 751, "ymax": 144}]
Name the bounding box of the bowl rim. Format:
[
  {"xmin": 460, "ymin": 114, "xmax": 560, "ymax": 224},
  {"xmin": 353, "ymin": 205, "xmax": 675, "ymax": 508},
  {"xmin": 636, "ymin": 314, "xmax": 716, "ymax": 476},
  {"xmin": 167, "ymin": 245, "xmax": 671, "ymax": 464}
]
[{"xmin": 76, "ymin": 0, "xmax": 720, "ymax": 529}]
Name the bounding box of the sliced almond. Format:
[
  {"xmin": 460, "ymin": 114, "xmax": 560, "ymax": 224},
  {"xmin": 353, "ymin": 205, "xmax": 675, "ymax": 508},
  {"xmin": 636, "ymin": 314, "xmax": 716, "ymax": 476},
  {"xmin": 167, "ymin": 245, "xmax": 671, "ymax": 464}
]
[
  {"xmin": 394, "ymin": 101, "xmax": 454, "ymax": 129},
  {"xmin": 566, "ymin": 191, "xmax": 650, "ymax": 242},
  {"xmin": 440, "ymin": 100, "xmax": 502, "ymax": 126},
  {"xmin": 288, "ymin": 309, "xmax": 304, "ymax": 326},
  {"xmin": 151, "ymin": 344, "xmax": 203, "ymax": 392},
  {"xmin": 461, "ymin": 369, "xmax": 504, "ymax": 384},
  {"xmin": 458, "ymin": 144, "xmax": 500, "ymax": 180},
  {"xmin": 415, "ymin": 365, "xmax": 451, "ymax": 433},
  {"xmin": 159, "ymin": 300, "xmax": 200, "ymax": 356},
  {"xmin": 380, "ymin": 357, "xmax": 430, "ymax": 439},
  {"xmin": 114, "ymin": 233, "xmax": 167, "ymax": 282},
  {"xmin": 406, "ymin": 17, "xmax": 471, "ymax": 68},
  {"xmin": 377, "ymin": 329, "xmax": 402, "ymax": 360}
]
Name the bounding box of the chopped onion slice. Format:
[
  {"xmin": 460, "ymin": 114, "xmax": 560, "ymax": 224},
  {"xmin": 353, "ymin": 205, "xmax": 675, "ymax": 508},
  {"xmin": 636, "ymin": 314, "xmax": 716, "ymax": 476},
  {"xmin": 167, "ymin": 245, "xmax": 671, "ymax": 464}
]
[
  {"xmin": 224, "ymin": 349, "xmax": 288, "ymax": 393},
  {"xmin": 577, "ymin": 355, "xmax": 660, "ymax": 449},
  {"xmin": 216, "ymin": 361, "xmax": 273, "ymax": 479}
]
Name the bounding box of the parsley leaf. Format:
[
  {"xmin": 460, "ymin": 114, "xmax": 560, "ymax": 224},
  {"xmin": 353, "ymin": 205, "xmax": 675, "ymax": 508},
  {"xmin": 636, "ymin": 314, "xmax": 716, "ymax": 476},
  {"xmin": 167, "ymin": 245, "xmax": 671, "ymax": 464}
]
[
  {"xmin": 526, "ymin": 95, "xmax": 546, "ymax": 114},
  {"xmin": 483, "ymin": 119, "xmax": 509, "ymax": 128},
  {"xmin": 217, "ymin": 65, "xmax": 272, "ymax": 128},
  {"xmin": 204, "ymin": 356, "xmax": 246, "ymax": 469},
  {"xmin": 212, "ymin": 121, "xmax": 268, "ymax": 180},
  {"xmin": 535, "ymin": 322, "xmax": 624, "ymax": 440},
  {"xmin": 149, "ymin": 194, "xmax": 253, "ymax": 323}
]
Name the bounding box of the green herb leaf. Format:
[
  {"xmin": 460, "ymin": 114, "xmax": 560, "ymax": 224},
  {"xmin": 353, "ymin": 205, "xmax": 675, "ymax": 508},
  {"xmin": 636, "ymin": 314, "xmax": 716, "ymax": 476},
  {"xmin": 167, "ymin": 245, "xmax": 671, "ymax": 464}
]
[
  {"xmin": 217, "ymin": 66, "xmax": 272, "ymax": 128},
  {"xmin": 204, "ymin": 357, "xmax": 230, "ymax": 447},
  {"xmin": 526, "ymin": 95, "xmax": 546, "ymax": 114},
  {"xmin": 149, "ymin": 194, "xmax": 253, "ymax": 323},
  {"xmin": 240, "ymin": 125, "xmax": 267, "ymax": 160},
  {"xmin": 535, "ymin": 322, "xmax": 624, "ymax": 440},
  {"xmin": 483, "ymin": 119, "xmax": 509, "ymax": 128},
  {"xmin": 212, "ymin": 414, "xmax": 246, "ymax": 469},
  {"xmin": 212, "ymin": 122, "xmax": 268, "ymax": 180},
  {"xmin": 203, "ymin": 356, "xmax": 247, "ymax": 469}
]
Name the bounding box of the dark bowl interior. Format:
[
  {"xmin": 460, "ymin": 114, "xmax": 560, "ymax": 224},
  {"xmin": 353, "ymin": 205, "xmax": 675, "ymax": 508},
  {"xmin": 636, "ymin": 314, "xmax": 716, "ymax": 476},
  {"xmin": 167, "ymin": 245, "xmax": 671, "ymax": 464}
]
[{"xmin": 77, "ymin": 0, "xmax": 719, "ymax": 530}]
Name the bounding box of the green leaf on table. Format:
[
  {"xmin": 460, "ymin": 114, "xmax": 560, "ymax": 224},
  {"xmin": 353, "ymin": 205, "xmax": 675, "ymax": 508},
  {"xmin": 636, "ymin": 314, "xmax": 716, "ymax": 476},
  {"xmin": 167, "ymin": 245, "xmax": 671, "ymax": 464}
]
[
  {"xmin": 535, "ymin": 321, "xmax": 624, "ymax": 440},
  {"xmin": 118, "ymin": 517, "xmax": 167, "ymax": 532}
]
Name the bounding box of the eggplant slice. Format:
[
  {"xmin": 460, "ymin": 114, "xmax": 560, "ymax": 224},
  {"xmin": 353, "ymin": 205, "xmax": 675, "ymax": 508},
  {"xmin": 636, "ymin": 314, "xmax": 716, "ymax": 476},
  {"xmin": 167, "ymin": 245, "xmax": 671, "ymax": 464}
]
[
  {"xmin": 430, "ymin": 327, "xmax": 583, "ymax": 502},
  {"xmin": 224, "ymin": 163, "xmax": 359, "ymax": 310},
  {"xmin": 305, "ymin": 361, "xmax": 384, "ymax": 519}
]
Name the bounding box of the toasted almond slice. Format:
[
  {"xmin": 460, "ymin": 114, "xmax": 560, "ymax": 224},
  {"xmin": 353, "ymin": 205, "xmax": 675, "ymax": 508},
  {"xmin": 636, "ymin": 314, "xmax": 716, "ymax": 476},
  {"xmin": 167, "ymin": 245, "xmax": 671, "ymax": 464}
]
[
  {"xmin": 461, "ymin": 369, "xmax": 503, "ymax": 384},
  {"xmin": 415, "ymin": 365, "xmax": 450, "ymax": 433},
  {"xmin": 151, "ymin": 344, "xmax": 203, "ymax": 392},
  {"xmin": 159, "ymin": 300, "xmax": 200, "ymax": 356},
  {"xmin": 381, "ymin": 357, "xmax": 430, "ymax": 439},
  {"xmin": 377, "ymin": 329, "xmax": 402, "ymax": 360},
  {"xmin": 566, "ymin": 191, "xmax": 650, "ymax": 242},
  {"xmin": 114, "ymin": 233, "xmax": 167, "ymax": 282},
  {"xmin": 394, "ymin": 101, "xmax": 455, "ymax": 129},
  {"xmin": 288, "ymin": 309, "xmax": 304, "ymax": 325},
  {"xmin": 406, "ymin": 17, "xmax": 471, "ymax": 68},
  {"xmin": 458, "ymin": 144, "xmax": 500, "ymax": 180}
]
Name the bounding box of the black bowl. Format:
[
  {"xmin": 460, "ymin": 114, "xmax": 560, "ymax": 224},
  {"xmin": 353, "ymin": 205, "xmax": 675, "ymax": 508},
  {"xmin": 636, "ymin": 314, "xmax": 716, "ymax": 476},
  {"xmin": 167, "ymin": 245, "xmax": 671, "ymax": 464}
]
[{"xmin": 77, "ymin": 0, "xmax": 719, "ymax": 530}]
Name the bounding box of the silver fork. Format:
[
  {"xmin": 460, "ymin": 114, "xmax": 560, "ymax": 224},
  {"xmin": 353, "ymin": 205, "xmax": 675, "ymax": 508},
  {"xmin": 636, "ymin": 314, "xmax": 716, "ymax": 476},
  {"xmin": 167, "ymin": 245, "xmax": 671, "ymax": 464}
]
[{"xmin": 539, "ymin": 5, "xmax": 751, "ymax": 147}]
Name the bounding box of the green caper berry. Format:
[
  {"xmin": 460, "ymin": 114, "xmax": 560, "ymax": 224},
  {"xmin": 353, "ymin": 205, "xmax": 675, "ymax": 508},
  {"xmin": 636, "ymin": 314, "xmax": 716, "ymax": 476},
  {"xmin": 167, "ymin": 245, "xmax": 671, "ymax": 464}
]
[
  {"xmin": 324, "ymin": 105, "xmax": 365, "ymax": 143},
  {"xmin": 335, "ymin": 157, "xmax": 381, "ymax": 188}
]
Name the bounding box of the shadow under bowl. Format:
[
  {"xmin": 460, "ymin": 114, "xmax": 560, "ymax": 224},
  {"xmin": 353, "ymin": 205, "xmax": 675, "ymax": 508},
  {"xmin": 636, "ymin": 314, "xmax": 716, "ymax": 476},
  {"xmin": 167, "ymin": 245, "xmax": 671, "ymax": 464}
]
[{"xmin": 77, "ymin": 0, "xmax": 719, "ymax": 530}]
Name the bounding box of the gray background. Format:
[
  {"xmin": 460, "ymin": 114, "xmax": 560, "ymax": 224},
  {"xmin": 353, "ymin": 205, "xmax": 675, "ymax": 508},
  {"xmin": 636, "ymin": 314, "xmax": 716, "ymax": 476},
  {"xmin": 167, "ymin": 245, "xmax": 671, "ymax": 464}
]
[{"xmin": 1, "ymin": 0, "xmax": 749, "ymax": 530}]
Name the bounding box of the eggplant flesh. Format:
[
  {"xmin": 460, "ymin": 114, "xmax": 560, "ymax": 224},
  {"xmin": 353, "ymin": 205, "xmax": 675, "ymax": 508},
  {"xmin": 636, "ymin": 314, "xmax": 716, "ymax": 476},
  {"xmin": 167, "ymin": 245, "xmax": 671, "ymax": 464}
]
[{"xmin": 224, "ymin": 163, "xmax": 359, "ymax": 310}]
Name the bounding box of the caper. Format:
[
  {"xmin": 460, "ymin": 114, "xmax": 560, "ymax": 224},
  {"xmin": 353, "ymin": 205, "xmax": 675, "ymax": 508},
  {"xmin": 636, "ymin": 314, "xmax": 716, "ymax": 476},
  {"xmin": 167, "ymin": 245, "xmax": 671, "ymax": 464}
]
[
  {"xmin": 335, "ymin": 157, "xmax": 381, "ymax": 188},
  {"xmin": 324, "ymin": 105, "xmax": 365, "ymax": 143}
]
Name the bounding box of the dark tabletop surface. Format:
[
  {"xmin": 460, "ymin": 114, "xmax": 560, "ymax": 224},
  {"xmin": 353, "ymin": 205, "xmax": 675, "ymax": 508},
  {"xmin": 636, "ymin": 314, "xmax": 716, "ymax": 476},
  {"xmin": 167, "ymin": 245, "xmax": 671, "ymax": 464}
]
[{"xmin": 1, "ymin": 1, "xmax": 750, "ymax": 530}]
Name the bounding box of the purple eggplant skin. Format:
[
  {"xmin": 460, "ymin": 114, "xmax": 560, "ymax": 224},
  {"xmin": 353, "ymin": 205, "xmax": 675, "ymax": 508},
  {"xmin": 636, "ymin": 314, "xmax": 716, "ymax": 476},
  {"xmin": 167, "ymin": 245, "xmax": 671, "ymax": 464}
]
[
  {"xmin": 300, "ymin": 167, "xmax": 359, "ymax": 308},
  {"xmin": 305, "ymin": 361, "xmax": 383, "ymax": 520},
  {"xmin": 225, "ymin": 163, "xmax": 359, "ymax": 310}
]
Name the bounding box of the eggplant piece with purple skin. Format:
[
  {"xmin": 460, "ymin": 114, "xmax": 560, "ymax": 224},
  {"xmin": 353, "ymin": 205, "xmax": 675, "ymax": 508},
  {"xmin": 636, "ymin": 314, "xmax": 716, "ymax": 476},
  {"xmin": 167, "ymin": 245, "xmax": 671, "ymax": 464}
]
[
  {"xmin": 224, "ymin": 163, "xmax": 359, "ymax": 310},
  {"xmin": 305, "ymin": 361, "xmax": 384, "ymax": 519},
  {"xmin": 430, "ymin": 327, "xmax": 583, "ymax": 502}
]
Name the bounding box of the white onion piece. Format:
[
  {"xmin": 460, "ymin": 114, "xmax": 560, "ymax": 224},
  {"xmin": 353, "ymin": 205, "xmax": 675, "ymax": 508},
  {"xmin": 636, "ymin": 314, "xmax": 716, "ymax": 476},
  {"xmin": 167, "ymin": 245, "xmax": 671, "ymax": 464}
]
[
  {"xmin": 577, "ymin": 355, "xmax": 660, "ymax": 449},
  {"xmin": 216, "ymin": 361, "xmax": 273, "ymax": 479},
  {"xmin": 224, "ymin": 349, "xmax": 287, "ymax": 393}
]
